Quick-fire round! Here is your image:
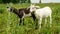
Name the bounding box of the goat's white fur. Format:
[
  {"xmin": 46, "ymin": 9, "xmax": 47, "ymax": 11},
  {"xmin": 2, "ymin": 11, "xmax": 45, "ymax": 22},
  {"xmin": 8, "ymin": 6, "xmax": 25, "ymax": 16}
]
[{"xmin": 30, "ymin": 5, "xmax": 52, "ymax": 28}]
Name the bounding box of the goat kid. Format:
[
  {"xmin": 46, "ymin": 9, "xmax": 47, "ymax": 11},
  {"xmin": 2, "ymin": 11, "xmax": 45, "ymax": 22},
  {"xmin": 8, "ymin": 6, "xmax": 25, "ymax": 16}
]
[
  {"xmin": 7, "ymin": 7, "xmax": 36, "ymax": 25},
  {"xmin": 30, "ymin": 5, "xmax": 52, "ymax": 28}
]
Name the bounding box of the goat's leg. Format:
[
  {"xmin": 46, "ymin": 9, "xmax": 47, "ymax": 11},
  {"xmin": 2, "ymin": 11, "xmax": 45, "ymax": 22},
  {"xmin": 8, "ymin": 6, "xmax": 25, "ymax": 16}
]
[
  {"xmin": 31, "ymin": 13, "xmax": 38, "ymax": 29},
  {"xmin": 33, "ymin": 16, "xmax": 36, "ymax": 21},
  {"xmin": 45, "ymin": 18, "xmax": 47, "ymax": 26},
  {"xmin": 31, "ymin": 12, "xmax": 36, "ymax": 21},
  {"xmin": 20, "ymin": 18, "xmax": 24, "ymax": 25},
  {"xmin": 39, "ymin": 17, "xmax": 42, "ymax": 28},
  {"xmin": 23, "ymin": 18, "xmax": 24, "ymax": 25},
  {"xmin": 19, "ymin": 18, "xmax": 22, "ymax": 25},
  {"xmin": 32, "ymin": 15, "xmax": 38, "ymax": 29},
  {"xmin": 32, "ymin": 16, "xmax": 38, "ymax": 29},
  {"xmin": 50, "ymin": 14, "xmax": 52, "ymax": 27}
]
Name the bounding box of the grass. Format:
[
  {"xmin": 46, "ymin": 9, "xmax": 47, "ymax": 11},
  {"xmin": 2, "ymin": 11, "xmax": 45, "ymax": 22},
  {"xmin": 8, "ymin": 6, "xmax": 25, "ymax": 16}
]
[{"xmin": 0, "ymin": 3, "xmax": 60, "ymax": 34}]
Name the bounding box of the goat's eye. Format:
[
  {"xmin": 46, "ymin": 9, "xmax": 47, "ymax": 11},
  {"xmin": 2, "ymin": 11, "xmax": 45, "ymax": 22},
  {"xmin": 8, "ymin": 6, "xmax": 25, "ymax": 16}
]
[{"xmin": 7, "ymin": 7, "xmax": 9, "ymax": 8}]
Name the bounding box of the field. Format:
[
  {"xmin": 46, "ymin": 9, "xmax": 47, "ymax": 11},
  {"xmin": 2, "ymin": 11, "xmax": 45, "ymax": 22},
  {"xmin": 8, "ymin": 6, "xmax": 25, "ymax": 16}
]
[{"xmin": 0, "ymin": 3, "xmax": 60, "ymax": 34}]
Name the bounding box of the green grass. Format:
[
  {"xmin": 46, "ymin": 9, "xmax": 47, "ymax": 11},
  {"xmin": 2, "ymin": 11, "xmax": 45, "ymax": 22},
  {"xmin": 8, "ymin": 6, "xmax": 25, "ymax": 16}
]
[{"xmin": 0, "ymin": 3, "xmax": 60, "ymax": 34}]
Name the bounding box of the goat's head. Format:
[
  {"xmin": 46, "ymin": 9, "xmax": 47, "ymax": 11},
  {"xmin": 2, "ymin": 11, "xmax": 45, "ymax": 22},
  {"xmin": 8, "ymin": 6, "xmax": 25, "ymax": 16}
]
[
  {"xmin": 29, "ymin": 4, "xmax": 40, "ymax": 12},
  {"xmin": 7, "ymin": 6, "xmax": 15, "ymax": 12},
  {"xmin": 29, "ymin": 4, "xmax": 36, "ymax": 12}
]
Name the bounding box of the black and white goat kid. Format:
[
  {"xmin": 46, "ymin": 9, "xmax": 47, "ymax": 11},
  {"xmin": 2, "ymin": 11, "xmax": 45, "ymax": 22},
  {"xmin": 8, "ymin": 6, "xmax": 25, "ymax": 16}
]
[{"xmin": 7, "ymin": 7, "xmax": 36, "ymax": 25}]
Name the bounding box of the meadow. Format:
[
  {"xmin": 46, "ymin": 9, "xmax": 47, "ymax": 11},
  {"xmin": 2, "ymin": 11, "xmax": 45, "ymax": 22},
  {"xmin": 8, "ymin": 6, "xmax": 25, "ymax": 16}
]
[{"xmin": 0, "ymin": 3, "xmax": 60, "ymax": 34}]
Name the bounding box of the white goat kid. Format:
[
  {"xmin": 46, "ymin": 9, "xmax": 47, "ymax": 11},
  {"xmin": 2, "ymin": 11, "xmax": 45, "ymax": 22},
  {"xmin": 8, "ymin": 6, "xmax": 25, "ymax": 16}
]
[{"xmin": 30, "ymin": 5, "xmax": 52, "ymax": 28}]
